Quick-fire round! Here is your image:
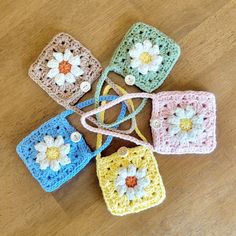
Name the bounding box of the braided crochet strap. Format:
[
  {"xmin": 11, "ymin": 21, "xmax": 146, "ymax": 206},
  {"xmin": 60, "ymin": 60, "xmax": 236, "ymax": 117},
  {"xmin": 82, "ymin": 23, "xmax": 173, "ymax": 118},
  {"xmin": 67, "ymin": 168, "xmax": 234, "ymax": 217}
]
[
  {"xmin": 95, "ymin": 65, "xmax": 148, "ymax": 128},
  {"xmin": 61, "ymin": 95, "xmax": 127, "ymax": 156},
  {"xmin": 81, "ymin": 93, "xmax": 155, "ymax": 152}
]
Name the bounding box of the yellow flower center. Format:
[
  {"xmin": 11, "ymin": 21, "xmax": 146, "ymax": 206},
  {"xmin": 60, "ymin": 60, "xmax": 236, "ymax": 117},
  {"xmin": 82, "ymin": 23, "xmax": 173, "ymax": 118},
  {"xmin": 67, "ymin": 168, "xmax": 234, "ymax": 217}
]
[
  {"xmin": 46, "ymin": 147, "xmax": 60, "ymax": 160},
  {"xmin": 139, "ymin": 52, "xmax": 153, "ymax": 64},
  {"xmin": 179, "ymin": 118, "xmax": 193, "ymax": 132}
]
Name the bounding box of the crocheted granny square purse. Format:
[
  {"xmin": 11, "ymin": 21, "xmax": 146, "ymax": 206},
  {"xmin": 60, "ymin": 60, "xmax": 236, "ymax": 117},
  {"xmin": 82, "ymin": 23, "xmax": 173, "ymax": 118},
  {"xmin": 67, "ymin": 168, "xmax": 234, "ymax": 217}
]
[
  {"xmin": 95, "ymin": 101, "xmax": 165, "ymax": 216},
  {"xmin": 16, "ymin": 95, "xmax": 127, "ymax": 192},
  {"xmin": 28, "ymin": 32, "xmax": 135, "ymax": 134},
  {"xmin": 95, "ymin": 22, "xmax": 181, "ymax": 94},
  {"xmin": 81, "ymin": 91, "xmax": 217, "ymax": 155},
  {"xmin": 29, "ymin": 32, "xmax": 102, "ymax": 109}
]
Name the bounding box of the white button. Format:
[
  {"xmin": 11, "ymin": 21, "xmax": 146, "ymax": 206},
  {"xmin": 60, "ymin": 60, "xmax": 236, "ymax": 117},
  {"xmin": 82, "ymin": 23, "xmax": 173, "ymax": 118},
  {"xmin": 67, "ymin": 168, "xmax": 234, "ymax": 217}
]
[
  {"xmin": 70, "ymin": 132, "xmax": 82, "ymax": 143},
  {"xmin": 125, "ymin": 75, "xmax": 135, "ymax": 86},
  {"xmin": 80, "ymin": 81, "xmax": 91, "ymax": 92},
  {"xmin": 117, "ymin": 147, "xmax": 129, "ymax": 157},
  {"xmin": 150, "ymin": 119, "xmax": 161, "ymax": 129}
]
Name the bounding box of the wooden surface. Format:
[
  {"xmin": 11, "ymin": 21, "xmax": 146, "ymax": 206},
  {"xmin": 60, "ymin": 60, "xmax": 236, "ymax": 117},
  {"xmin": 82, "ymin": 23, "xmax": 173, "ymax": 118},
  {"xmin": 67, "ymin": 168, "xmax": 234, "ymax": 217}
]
[{"xmin": 0, "ymin": 0, "xmax": 236, "ymax": 235}]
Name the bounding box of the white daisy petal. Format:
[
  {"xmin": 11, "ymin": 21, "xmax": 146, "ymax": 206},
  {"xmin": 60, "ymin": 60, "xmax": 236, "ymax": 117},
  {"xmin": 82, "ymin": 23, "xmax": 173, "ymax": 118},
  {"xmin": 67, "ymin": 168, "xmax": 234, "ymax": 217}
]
[
  {"xmin": 187, "ymin": 130, "xmax": 197, "ymax": 141},
  {"xmin": 59, "ymin": 155, "xmax": 71, "ymax": 165},
  {"xmin": 185, "ymin": 106, "xmax": 196, "ymax": 118},
  {"xmin": 53, "ymin": 52, "xmax": 63, "ymax": 62},
  {"xmin": 126, "ymin": 188, "xmax": 135, "ymax": 200},
  {"xmin": 63, "ymin": 49, "xmax": 72, "ymax": 61},
  {"xmin": 39, "ymin": 159, "xmax": 50, "ymax": 170},
  {"xmin": 136, "ymin": 168, "xmax": 147, "ymax": 179},
  {"xmin": 169, "ymin": 124, "xmax": 181, "ymax": 136},
  {"xmin": 50, "ymin": 160, "xmax": 60, "ymax": 172},
  {"xmin": 54, "ymin": 135, "xmax": 64, "ymax": 147},
  {"xmin": 116, "ymin": 184, "xmax": 127, "ymax": 196},
  {"xmin": 134, "ymin": 42, "xmax": 143, "ymax": 51},
  {"xmin": 43, "ymin": 135, "xmax": 54, "ymax": 147},
  {"xmin": 150, "ymin": 45, "xmax": 160, "ymax": 55},
  {"xmin": 69, "ymin": 55, "xmax": 81, "ymax": 65},
  {"xmin": 169, "ymin": 116, "xmax": 180, "ymax": 125},
  {"xmin": 192, "ymin": 115, "xmax": 204, "ymax": 124},
  {"xmin": 134, "ymin": 186, "xmax": 145, "ymax": 198},
  {"xmin": 71, "ymin": 66, "xmax": 84, "ymax": 77},
  {"xmin": 115, "ymin": 175, "xmax": 126, "ymax": 186},
  {"xmin": 34, "ymin": 142, "xmax": 47, "ymax": 153},
  {"xmin": 177, "ymin": 132, "xmax": 188, "ymax": 143},
  {"xmin": 60, "ymin": 144, "xmax": 70, "ymax": 155},
  {"xmin": 138, "ymin": 64, "xmax": 149, "ymax": 75},
  {"xmin": 36, "ymin": 153, "xmax": 46, "ymax": 163},
  {"xmin": 175, "ymin": 108, "xmax": 185, "ymax": 117},
  {"xmin": 149, "ymin": 64, "xmax": 160, "ymax": 72},
  {"xmin": 65, "ymin": 73, "xmax": 76, "ymax": 83},
  {"xmin": 47, "ymin": 59, "xmax": 59, "ymax": 68},
  {"xmin": 143, "ymin": 40, "xmax": 152, "ymax": 50},
  {"xmin": 130, "ymin": 59, "xmax": 141, "ymax": 68},
  {"xmin": 47, "ymin": 68, "xmax": 59, "ymax": 78},
  {"xmin": 152, "ymin": 55, "xmax": 163, "ymax": 66},
  {"xmin": 137, "ymin": 177, "xmax": 150, "ymax": 188},
  {"xmin": 127, "ymin": 164, "xmax": 136, "ymax": 176},
  {"xmin": 129, "ymin": 48, "xmax": 140, "ymax": 58},
  {"xmin": 118, "ymin": 167, "xmax": 128, "ymax": 178},
  {"xmin": 55, "ymin": 73, "xmax": 65, "ymax": 86}
]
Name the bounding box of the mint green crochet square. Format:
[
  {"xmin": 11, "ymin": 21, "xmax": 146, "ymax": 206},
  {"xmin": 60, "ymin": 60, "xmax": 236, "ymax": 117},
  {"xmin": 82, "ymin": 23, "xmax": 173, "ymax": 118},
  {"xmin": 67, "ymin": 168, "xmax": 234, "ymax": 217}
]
[{"xmin": 111, "ymin": 22, "xmax": 181, "ymax": 92}]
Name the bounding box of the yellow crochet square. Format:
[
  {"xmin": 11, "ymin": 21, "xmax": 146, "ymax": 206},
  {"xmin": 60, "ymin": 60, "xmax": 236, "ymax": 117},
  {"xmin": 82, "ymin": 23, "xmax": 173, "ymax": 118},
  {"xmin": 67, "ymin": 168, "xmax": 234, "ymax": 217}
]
[{"xmin": 96, "ymin": 146, "xmax": 166, "ymax": 216}]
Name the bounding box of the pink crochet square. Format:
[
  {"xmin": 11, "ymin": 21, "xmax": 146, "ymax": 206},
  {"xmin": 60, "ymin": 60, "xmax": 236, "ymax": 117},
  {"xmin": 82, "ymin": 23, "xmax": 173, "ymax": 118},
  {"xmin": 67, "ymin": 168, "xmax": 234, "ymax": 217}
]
[
  {"xmin": 151, "ymin": 91, "xmax": 216, "ymax": 154},
  {"xmin": 28, "ymin": 33, "xmax": 102, "ymax": 108}
]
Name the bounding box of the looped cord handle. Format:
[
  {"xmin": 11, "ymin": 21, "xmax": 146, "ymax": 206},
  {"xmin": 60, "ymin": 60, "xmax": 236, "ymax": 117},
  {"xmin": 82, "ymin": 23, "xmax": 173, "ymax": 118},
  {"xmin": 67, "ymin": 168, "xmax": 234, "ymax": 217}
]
[
  {"xmin": 94, "ymin": 66, "xmax": 148, "ymax": 128},
  {"xmin": 81, "ymin": 93, "xmax": 155, "ymax": 152}
]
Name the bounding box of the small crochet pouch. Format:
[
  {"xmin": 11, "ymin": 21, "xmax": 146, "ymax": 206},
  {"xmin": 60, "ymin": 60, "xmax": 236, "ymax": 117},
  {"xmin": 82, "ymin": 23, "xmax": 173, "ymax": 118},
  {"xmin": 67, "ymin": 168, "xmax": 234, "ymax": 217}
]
[
  {"xmin": 82, "ymin": 91, "xmax": 217, "ymax": 155},
  {"xmin": 95, "ymin": 22, "xmax": 181, "ymax": 94},
  {"xmin": 95, "ymin": 103, "xmax": 165, "ymax": 216},
  {"xmin": 28, "ymin": 32, "xmax": 136, "ymax": 134},
  {"xmin": 16, "ymin": 95, "xmax": 127, "ymax": 192}
]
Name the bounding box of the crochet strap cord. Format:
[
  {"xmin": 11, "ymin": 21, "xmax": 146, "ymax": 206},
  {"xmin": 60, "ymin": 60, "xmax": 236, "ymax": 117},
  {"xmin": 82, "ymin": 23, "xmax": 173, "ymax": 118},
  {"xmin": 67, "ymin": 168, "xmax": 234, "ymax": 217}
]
[
  {"xmin": 28, "ymin": 32, "xmax": 135, "ymax": 135},
  {"xmin": 81, "ymin": 93, "xmax": 155, "ymax": 151},
  {"xmin": 60, "ymin": 94, "xmax": 127, "ymax": 156},
  {"xmin": 96, "ymin": 94, "xmax": 147, "ymax": 159},
  {"xmin": 95, "ymin": 66, "xmax": 148, "ymax": 128}
]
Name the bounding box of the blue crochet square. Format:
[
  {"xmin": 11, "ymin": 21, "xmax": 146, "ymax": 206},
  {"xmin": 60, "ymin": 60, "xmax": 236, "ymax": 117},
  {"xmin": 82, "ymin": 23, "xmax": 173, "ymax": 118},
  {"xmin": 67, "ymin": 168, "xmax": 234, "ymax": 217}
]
[
  {"xmin": 16, "ymin": 113, "xmax": 93, "ymax": 192},
  {"xmin": 111, "ymin": 22, "xmax": 181, "ymax": 92}
]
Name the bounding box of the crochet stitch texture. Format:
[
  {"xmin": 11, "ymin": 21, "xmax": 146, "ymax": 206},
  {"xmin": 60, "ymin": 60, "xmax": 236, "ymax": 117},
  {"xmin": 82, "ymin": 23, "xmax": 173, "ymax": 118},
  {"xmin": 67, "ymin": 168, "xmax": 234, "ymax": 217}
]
[
  {"xmin": 29, "ymin": 32, "xmax": 102, "ymax": 107},
  {"xmin": 96, "ymin": 146, "xmax": 166, "ymax": 216},
  {"xmin": 106, "ymin": 22, "xmax": 181, "ymax": 92},
  {"xmin": 16, "ymin": 95, "xmax": 127, "ymax": 192},
  {"xmin": 81, "ymin": 91, "xmax": 217, "ymax": 155},
  {"xmin": 28, "ymin": 32, "xmax": 138, "ymax": 135},
  {"xmin": 151, "ymin": 91, "xmax": 217, "ymax": 154}
]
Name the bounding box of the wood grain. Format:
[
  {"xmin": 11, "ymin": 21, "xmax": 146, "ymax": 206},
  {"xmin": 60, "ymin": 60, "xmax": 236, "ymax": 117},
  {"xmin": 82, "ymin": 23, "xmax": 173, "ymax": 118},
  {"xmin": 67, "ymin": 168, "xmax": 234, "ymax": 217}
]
[{"xmin": 0, "ymin": 0, "xmax": 236, "ymax": 235}]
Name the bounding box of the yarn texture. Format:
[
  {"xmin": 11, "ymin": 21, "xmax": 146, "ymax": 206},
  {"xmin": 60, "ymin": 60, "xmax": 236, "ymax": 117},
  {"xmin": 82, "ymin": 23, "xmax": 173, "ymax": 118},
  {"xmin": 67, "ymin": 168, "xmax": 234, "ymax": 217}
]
[
  {"xmin": 81, "ymin": 91, "xmax": 217, "ymax": 155},
  {"xmin": 96, "ymin": 146, "xmax": 166, "ymax": 216},
  {"xmin": 28, "ymin": 32, "xmax": 137, "ymax": 134},
  {"xmin": 29, "ymin": 32, "xmax": 102, "ymax": 108},
  {"xmin": 99, "ymin": 22, "xmax": 181, "ymax": 93},
  {"xmin": 16, "ymin": 95, "xmax": 127, "ymax": 192},
  {"xmin": 151, "ymin": 91, "xmax": 217, "ymax": 154}
]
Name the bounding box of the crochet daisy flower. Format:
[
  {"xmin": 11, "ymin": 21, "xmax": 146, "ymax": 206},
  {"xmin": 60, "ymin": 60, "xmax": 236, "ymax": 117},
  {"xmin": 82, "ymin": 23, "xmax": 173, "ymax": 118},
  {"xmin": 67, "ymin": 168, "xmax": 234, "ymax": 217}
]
[
  {"xmin": 129, "ymin": 40, "xmax": 163, "ymax": 75},
  {"xmin": 47, "ymin": 49, "xmax": 84, "ymax": 86},
  {"xmin": 34, "ymin": 135, "xmax": 71, "ymax": 172},
  {"xmin": 115, "ymin": 164, "xmax": 150, "ymax": 200},
  {"xmin": 169, "ymin": 106, "xmax": 204, "ymax": 143}
]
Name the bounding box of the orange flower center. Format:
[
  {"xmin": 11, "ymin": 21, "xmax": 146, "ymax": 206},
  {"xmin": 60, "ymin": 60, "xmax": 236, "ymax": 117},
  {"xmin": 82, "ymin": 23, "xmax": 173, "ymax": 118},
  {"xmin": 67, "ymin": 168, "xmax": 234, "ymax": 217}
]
[
  {"xmin": 59, "ymin": 60, "xmax": 72, "ymax": 74},
  {"xmin": 125, "ymin": 176, "xmax": 137, "ymax": 188}
]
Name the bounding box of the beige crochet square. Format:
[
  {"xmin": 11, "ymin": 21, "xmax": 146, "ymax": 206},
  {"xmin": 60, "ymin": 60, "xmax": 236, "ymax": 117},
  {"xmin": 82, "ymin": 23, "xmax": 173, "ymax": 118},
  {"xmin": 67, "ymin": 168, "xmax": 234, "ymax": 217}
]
[{"xmin": 28, "ymin": 33, "xmax": 102, "ymax": 108}]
